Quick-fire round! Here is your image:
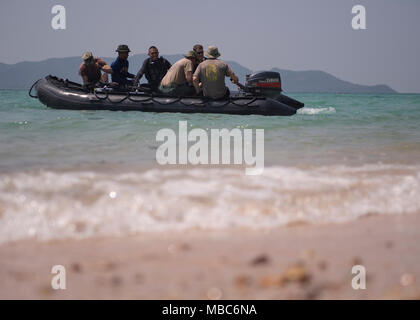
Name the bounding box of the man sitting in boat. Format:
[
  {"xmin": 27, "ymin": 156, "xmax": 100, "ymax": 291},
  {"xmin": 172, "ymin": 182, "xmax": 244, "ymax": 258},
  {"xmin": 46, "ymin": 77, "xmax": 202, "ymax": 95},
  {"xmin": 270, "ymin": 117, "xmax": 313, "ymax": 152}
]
[
  {"xmin": 193, "ymin": 46, "xmax": 238, "ymax": 100},
  {"xmin": 192, "ymin": 44, "xmax": 205, "ymax": 73},
  {"xmin": 111, "ymin": 45, "xmax": 136, "ymax": 87},
  {"xmin": 158, "ymin": 50, "xmax": 197, "ymax": 96},
  {"xmin": 78, "ymin": 51, "xmax": 112, "ymax": 90},
  {"xmin": 134, "ymin": 46, "xmax": 171, "ymax": 92}
]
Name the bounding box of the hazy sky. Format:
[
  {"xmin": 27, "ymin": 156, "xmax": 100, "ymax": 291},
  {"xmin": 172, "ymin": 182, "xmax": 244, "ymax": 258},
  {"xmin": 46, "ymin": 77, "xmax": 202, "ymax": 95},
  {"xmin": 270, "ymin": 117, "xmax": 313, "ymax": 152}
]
[{"xmin": 1, "ymin": 0, "xmax": 419, "ymax": 92}]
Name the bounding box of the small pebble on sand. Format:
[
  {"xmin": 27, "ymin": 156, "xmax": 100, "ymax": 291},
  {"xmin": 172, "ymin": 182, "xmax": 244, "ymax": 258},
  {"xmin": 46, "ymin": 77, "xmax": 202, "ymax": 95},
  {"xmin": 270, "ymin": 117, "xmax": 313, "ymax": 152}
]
[
  {"xmin": 234, "ymin": 275, "xmax": 252, "ymax": 288},
  {"xmin": 109, "ymin": 191, "xmax": 117, "ymax": 199},
  {"xmin": 39, "ymin": 285, "xmax": 54, "ymax": 296},
  {"xmin": 71, "ymin": 263, "xmax": 82, "ymax": 273},
  {"xmin": 318, "ymin": 261, "xmax": 328, "ymax": 271},
  {"xmin": 351, "ymin": 257, "xmax": 362, "ymax": 266},
  {"xmin": 400, "ymin": 273, "xmax": 415, "ymax": 287},
  {"xmin": 180, "ymin": 243, "xmax": 191, "ymax": 251},
  {"xmin": 207, "ymin": 287, "xmax": 223, "ymax": 300},
  {"xmin": 258, "ymin": 275, "xmax": 285, "ymax": 288},
  {"xmin": 250, "ymin": 254, "xmax": 270, "ymax": 266},
  {"xmin": 167, "ymin": 244, "xmax": 177, "ymax": 254},
  {"xmin": 284, "ymin": 265, "xmax": 311, "ymax": 284},
  {"xmin": 300, "ymin": 249, "xmax": 315, "ymax": 260},
  {"xmin": 111, "ymin": 275, "xmax": 122, "ymax": 287}
]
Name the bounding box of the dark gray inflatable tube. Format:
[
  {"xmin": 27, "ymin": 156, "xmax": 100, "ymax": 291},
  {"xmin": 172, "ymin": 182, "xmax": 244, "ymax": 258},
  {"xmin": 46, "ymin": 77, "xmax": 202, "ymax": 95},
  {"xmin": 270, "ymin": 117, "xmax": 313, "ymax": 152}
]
[{"xmin": 35, "ymin": 76, "xmax": 302, "ymax": 116}]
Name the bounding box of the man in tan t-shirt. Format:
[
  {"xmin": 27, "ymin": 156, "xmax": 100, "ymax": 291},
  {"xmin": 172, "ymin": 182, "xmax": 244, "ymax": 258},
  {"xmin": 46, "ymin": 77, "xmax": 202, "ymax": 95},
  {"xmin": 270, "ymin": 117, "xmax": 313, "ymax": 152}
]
[
  {"xmin": 159, "ymin": 50, "xmax": 197, "ymax": 96},
  {"xmin": 193, "ymin": 46, "xmax": 239, "ymax": 100}
]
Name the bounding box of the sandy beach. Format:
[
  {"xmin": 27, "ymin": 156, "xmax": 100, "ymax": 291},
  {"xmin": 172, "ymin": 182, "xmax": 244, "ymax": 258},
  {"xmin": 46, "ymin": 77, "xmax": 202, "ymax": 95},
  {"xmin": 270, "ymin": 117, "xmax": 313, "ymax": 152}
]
[
  {"xmin": 1, "ymin": 213, "xmax": 419, "ymax": 300},
  {"xmin": 2, "ymin": 0, "xmax": 420, "ymax": 305}
]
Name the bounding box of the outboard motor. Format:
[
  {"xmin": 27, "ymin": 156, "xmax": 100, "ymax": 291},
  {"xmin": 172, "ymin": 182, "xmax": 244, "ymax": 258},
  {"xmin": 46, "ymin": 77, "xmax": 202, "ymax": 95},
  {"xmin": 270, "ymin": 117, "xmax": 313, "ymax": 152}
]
[{"xmin": 245, "ymin": 71, "xmax": 282, "ymax": 98}]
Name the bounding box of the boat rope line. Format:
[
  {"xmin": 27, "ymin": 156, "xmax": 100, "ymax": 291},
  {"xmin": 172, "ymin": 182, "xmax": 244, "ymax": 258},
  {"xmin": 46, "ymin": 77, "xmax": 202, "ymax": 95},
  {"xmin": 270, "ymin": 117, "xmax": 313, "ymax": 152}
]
[
  {"xmin": 104, "ymin": 91, "xmax": 129, "ymax": 104},
  {"xmin": 126, "ymin": 95, "xmax": 153, "ymax": 103},
  {"xmin": 230, "ymin": 97, "xmax": 258, "ymax": 107},
  {"xmin": 93, "ymin": 89, "xmax": 109, "ymax": 101},
  {"xmin": 29, "ymin": 76, "xmax": 263, "ymax": 108},
  {"xmin": 179, "ymin": 99, "xmax": 207, "ymax": 107},
  {"xmin": 94, "ymin": 89, "xmax": 182, "ymax": 106},
  {"xmin": 150, "ymin": 96, "xmax": 182, "ymax": 105},
  {"xmin": 28, "ymin": 80, "xmax": 40, "ymax": 98},
  {"xmin": 210, "ymin": 100, "xmax": 231, "ymax": 107}
]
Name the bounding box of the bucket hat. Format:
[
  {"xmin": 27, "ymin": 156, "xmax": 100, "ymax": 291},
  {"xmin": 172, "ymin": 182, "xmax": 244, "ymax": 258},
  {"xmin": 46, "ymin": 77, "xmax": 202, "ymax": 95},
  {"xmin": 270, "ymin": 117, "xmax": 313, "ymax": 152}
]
[
  {"xmin": 82, "ymin": 51, "xmax": 93, "ymax": 61},
  {"xmin": 205, "ymin": 46, "xmax": 220, "ymax": 59},
  {"xmin": 116, "ymin": 44, "xmax": 131, "ymax": 52},
  {"xmin": 184, "ymin": 50, "xmax": 197, "ymax": 59}
]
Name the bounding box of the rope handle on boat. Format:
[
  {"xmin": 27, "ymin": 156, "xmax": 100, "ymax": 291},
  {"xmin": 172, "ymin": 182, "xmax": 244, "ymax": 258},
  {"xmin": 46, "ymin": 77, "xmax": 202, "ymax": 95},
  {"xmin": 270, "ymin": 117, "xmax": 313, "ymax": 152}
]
[
  {"xmin": 93, "ymin": 88, "xmax": 109, "ymax": 101},
  {"xmin": 28, "ymin": 79, "xmax": 41, "ymax": 98},
  {"xmin": 93, "ymin": 88, "xmax": 172, "ymax": 105},
  {"xmin": 94, "ymin": 88, "xmax": 129, "ymax": 104},
  {"xmin": 41, "ymin": 75, "xmax": 260, "ymax": 108},
  {"xmin": 127, "ymin": 94, "xmax": 153, "ymax": 103},
  {"xmin": 230, "ymin": 97, "xmax": 257, "ymax": 107},
  {"xmin": 151, "ymin": 96, "xmax": 181, "ymax": 105},
  {"xmin": 211, "ymin": 100, "xmax": 231, "ymax": 107},
  {"xmin": 94, "ymin": 87, "xmax": 178, "ymax": 105},
  {"xmin": 103, "ymin": 91, "xmax": 257, "ymax": 108},
  {"xmin": 93, "ymin": 83, "xmax": 259, "ymax": 107},
  {"xmin": 179, "ymin": 99, "xmax": 207, "ymax": 107},
  {"xmin": 106, "ymin": 91, "xmax": 129, "ymax": 104}
]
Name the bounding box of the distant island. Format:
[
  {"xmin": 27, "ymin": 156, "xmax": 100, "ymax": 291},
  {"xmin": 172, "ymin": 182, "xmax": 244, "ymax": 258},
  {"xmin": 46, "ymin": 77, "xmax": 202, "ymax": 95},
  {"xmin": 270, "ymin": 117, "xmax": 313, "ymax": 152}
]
[{"xmin": 0, "ymin": 54, "xmax": 397, "ymax": 93}]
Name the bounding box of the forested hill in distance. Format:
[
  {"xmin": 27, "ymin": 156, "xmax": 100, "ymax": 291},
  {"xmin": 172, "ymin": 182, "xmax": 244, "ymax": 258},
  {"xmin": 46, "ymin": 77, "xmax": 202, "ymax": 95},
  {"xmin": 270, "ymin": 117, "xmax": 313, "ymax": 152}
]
[{"xmin": 0, "ymin": 54, "xmax": 396, "ymax": 93}]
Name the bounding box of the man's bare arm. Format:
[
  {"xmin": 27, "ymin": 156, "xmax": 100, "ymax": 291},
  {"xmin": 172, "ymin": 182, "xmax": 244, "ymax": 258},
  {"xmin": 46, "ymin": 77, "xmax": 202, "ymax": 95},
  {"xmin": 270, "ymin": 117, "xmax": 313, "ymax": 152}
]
[
  {"xmin": 230, "ymin": 73, "xmax": 239, "ymax": 84},
  {"xmin": 101, "ymin": 65, "xmax": 112, "ymax": 74},
  {"xmin": 186, "ymin": 71, "xmax": 193, "ymax": 84},
  {"xmin": 193, "ymin": 75, "xmax": 201, "ymax": 94},
  {"xmin": 81, "ymin": 75, "xmax": 90, "ymax": 84}
]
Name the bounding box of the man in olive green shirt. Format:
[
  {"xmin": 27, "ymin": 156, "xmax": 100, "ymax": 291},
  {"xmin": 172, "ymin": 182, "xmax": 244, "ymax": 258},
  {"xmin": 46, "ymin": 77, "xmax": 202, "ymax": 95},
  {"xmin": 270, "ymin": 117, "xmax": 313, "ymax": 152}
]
[{"xmin": 193, "ymin": 46, "xmax": 239, "ymax": 99}]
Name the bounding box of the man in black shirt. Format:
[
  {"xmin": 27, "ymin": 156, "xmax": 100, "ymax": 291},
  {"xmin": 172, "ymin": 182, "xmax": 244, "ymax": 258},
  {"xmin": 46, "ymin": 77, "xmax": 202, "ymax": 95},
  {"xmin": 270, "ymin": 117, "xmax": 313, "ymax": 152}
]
[{"xmin": 134, "ymin": 46, "xmax": 171, "ymax": 92}]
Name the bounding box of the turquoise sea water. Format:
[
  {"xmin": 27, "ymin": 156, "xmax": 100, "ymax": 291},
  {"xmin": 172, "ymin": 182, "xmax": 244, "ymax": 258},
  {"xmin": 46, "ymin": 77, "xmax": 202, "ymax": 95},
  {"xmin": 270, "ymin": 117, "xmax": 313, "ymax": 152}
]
[
  {"xmin": 0, "ymin": 90, "xmax": 420, "ymax": 243},
  {"xmin": 1, "ymin": 90, "xmax": 420, "ymax": 169}
]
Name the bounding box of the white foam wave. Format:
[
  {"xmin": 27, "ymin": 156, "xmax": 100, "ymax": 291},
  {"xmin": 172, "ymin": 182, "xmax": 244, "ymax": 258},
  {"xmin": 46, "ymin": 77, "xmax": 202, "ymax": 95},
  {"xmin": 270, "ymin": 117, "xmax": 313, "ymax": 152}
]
[
  {"xmin": 0, "ymin": 164, "xmax": 419, "ymax": 243},
  {"xmin": 298, "ymin": 107, "xmax": 336, "ymax": 115}
]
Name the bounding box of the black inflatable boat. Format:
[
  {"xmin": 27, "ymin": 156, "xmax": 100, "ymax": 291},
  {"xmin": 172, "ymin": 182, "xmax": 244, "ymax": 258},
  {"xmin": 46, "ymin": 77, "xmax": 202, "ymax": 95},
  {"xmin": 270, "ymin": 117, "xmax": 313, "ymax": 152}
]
[{"xmin": 29, "ymin": 72, "xmax": 304, "ymax": 116}]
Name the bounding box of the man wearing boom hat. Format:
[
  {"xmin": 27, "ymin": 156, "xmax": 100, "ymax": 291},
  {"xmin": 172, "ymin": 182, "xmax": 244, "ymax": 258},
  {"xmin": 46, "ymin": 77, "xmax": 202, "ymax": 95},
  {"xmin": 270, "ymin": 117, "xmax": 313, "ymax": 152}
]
[
  {"xmin": 78, "ymin": 51, "xmax": 112, "ymax": 90},
  {"xmin": 193, "ymin": 46, "xmax": 238, "ymax": 99},
  {"xmin": 111, "ymin": 44, "xmax": 136, "ymax": 86}
]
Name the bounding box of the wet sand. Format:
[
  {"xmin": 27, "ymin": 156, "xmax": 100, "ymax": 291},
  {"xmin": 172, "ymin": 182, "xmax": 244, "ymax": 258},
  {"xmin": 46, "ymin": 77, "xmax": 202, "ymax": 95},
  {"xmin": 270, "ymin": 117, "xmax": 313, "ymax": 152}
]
[{"xmin": 0, "ymin": 213, "xmax": 419, "ymax": 299}]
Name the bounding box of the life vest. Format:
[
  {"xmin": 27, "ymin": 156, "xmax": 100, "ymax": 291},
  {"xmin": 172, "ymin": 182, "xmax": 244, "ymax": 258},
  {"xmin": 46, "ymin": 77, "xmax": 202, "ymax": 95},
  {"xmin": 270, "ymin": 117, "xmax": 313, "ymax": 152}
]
[{"xmin": 145, "ymin": 57, "xmax": 171, "ymax": 86}]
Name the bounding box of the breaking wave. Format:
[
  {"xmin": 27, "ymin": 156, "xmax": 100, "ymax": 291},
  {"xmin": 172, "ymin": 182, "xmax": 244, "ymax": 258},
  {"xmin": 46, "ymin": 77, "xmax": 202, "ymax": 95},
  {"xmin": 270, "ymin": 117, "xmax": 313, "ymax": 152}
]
[
  {"xmin": 0, "ymin": 164, "xmax": 419, "ymax": 243},
  {"xmin": 298, "ymin": 107, "xmax": 336, "ymax": 115}
]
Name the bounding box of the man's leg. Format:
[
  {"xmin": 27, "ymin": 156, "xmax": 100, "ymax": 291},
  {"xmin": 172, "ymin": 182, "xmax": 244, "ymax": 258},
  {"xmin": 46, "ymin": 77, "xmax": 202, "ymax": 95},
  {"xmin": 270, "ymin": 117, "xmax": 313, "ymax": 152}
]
[
  {"xmin": 159, "ymin": 84, "xmax": 175, "ymax": 95},
  {"xmin": 100, "ymin": 72, "xmax": 109, "ymax": 84},
  {"xmin": 224, "ymin": 87, "xmax": 231, "ymax": 99},
  {"xmin": 173, "ymin": 84, "xmax": 195, "ymax": 97}
]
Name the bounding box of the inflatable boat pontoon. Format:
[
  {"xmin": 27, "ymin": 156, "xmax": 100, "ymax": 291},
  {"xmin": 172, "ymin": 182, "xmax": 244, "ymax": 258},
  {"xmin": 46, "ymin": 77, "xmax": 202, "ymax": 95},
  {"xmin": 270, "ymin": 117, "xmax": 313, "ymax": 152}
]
[{"xmin": 30, "ymin": 72, "xmax": 304, "ymax": 116}]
